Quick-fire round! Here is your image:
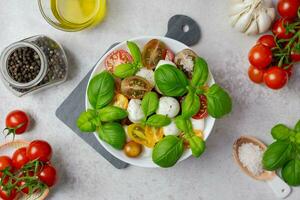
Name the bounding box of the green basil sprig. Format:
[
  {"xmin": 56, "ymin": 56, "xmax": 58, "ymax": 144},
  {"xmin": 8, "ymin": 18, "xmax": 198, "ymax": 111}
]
[
  {"xmin": 154, "ymin": 57, "xmax": 232, "ymax": 119},
  {"xmin": 76, "ymin": 109, "xmax": 99, "ymax": 132},
  {"xmin": 262, "ymin": 120, "xmax": 300, "ymax": 186},
  {"xmin": 98, "ymin": 106, "xmax": 128, "ymax": 122},
  {"xmin": 114, "ymin": 41, "xmax": 143, "ymax": 78},
  {"xmin": 98, "ymin": 122, "xmax": 126, "ymax": 150},
  {"xmin": 140, "ymin": 92, "xmax": 171, "ymax": 127}
]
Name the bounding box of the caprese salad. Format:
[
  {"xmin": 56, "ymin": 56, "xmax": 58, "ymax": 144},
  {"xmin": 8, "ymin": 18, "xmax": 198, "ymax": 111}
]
[{"xmin": 77, "ymin": 39, "xmax": 232, "ymax": 168}]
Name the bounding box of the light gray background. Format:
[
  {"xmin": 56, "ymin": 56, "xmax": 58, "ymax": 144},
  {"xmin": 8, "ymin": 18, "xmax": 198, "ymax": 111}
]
[{"xmin": 0, "ymin": 0, "xmax": 299, "ymax": 199}]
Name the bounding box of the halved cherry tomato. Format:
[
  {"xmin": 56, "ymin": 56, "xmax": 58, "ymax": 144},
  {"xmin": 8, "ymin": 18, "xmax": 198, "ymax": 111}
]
[
  {"xmin": 38, "ymin": 165, "xmax": 57, "ymax": 187},
  {"xmin": 112, "ymin": 93, "xmax": 129, "ymax": 109},
  {"xmin": 192, "ymin": 95, "xmax": 208, "ymax": 119},
  {"xmin": 277, "ymin": 0, "xmax": 300, "ymax": 20},
  {"xmin": 0, "ymin": 156, "xmax": 13, "ymax": 177},
  {"xmin": 174, "ymin": 49, "xmax": 198, "ymax": 78},
  {"xmin": 105, "ymin": 50, "xmax": 133, "ymax": 73},
  {"xmin": 272, "ymin": 19, "xmax": 294, "ymax": 39},
  {"xmin": 142, "ymin": 39, "xmax": 167, "ymax": 69},
  {"xmin": 248, "ymin": 44, "xmax": 272, "ymax": 69},
  {"xmin": 248, "ymin": 65, "xmax": 266, "ymax": 84},
  {"xmin": 4, "ymin": 110, "xmax": 30, "ymax": 137},
  {"xmin": 263, "ymin": 66, "xmax": 288, "ymax": 89},
  {"xmin": 26, "ymin": 140, "xmax": 52, "ymax": 162},
  {"xmin": 164, "ymin": 49, "xmax": 175, "ymax": 61},
  {"xmin": 0, "ymin": 178, "xmax": 17, "ymax": 200},
  {"xmin": 12, "ymin": 147, "xmax": 29, "ymax": 170},
  {"xmin": 127, "ymin": 124, "xmax": 163, "ymax": 148},
  {"xmin": 123, "ymin": 141, "xmax": 142, "ymax": 157},
  {"xmin": 257, "ymin": 35, "xmax": 276, "ymax": 48},
  {"xmin": 121, "ymin": 76, "xmax": 152, "ymax": 99}
]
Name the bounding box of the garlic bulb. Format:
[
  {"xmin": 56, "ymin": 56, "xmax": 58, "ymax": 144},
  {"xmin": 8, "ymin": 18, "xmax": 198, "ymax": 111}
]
[{"xmin": 229, "ymin": 0, "xmax": 275, "ymax": 35}]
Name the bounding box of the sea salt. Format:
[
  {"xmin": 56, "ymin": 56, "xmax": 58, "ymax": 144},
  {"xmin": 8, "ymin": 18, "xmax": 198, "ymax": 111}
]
[{"xmin": 238, "ymin": 143, "xmax": 264, "ymax": 176}]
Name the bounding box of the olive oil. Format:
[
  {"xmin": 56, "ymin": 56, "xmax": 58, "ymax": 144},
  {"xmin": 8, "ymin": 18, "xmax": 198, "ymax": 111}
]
[{"xmin": 50, "ymin": 0, "xmax": 106, "ymax": 30}]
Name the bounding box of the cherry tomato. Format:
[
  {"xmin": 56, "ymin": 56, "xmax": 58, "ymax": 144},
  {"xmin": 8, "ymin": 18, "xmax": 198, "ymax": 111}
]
[
  {"xmin": 121, "ymin": 76, "xmax": 152, "ymax": 99},
  {"xmin": 38, "ymin": 165, "xmax": 57, "ymax": 187},
  {"xmin": 284, "ymin": 65, "xmax": 293, "ymax": 77},
  {"xmin": 0, "ymin": 156, "xmax": 13, "ymax": 177},
  {"xmin": 17, "ymin": 172, "xmax": 34, "ymax": 194},
  {"xmin": 192, "ymin": 95, "xmax": 208, "ymax": 119},
  {"xmin": 26, "ymin": 140, "xmax": 52, "ymax": 162},
  {"xmin": 248, "ymin": 65, "xmax": 266, "ymax": 84},
  {"xmin": 174, "ymin": 49, "xmax": 198, "ymax": 78},
  {"xmin": 111, "ymin": 93, "xmax": 129, "ymax": 109},
  {"xmin": 12, "ymin": 147, "xmax": 29, "ymax": 170},
  {"xmin": 248, "ymin": 44, "xmax": 272, "ymax": 69},
  {"xmin": 4, "ymin": 110, "xmax": 30, "ymax": 136},
  {"xmin": 291, "ymin": 46, "xmax": 300, "ymax": 62},
  {"xmin": 272, "ymin": 19, "xmax": 294, "ymax": 39},
  {"xmin": 277, "ymin": 0, "xmax": 300, "ymax": 20},
  {"xmin": 164, "ymin": 49, "xmax": 175, "ymax": 62},
  {"xmin": 0, "ymin": 178, "xmax": 17, "ymax": 200},
  {"xmin": 142, "ymin": 39, "xmax": 167, "ymax": 69},
  {"xmin": 264, "ymin": 66, "xmax": 288, "ymax": 89},
  {"xmin": 123, "ymin": 141, "xmax": 142, "ymax": 157},
  {"xmin": 127, "ymin": 124, "xmax": 163, "ymax": 148},
  {"xmin": 257, "ymin": 35, "xmax": 276, "ymax": 48},
  {"xmin": 105, "ymin": 50, "xmax": 133, "ymax": 73}
]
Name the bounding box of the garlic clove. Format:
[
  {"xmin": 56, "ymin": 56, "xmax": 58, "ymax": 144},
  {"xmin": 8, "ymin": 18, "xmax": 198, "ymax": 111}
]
[
  {"xmin": 245, "ymin": 18, "xmax": 259, "ymax": 35},
  {"xmin": 257, "ymin": 10, "xmax": 272, "ymax": 33},
  {"xmin": 262, "ymin": 0, "xmax": 274, "ymax": 8},
  {"xmin": 266, "ymin": 8, "xmax": 276, "ymax": 20},
  {"xmin": 234, "ymin": 11, "xmax": 254, "ymax": 32},
  {"xmin": 230, "ymin": 3, "xmax": 250, "ymax": 16}
]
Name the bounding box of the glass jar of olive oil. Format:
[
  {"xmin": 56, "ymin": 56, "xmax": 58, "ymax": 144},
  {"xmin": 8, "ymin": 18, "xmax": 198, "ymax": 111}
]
[
  {"xmin": 0, "ymin": 35, "xmax": 68, "ymax": 97},
  {"xmin": 38, "ymin": 0, "xmax": 106, "ymax": 31}
]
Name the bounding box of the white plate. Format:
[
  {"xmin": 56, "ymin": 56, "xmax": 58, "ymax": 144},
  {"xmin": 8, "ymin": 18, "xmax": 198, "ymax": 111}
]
[{"xmin": 85, "ymin": 36, "xmax": 216, "ymax": 168}]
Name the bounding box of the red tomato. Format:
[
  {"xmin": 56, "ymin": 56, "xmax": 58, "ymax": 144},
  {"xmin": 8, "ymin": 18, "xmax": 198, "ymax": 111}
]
[
  {"xmin": 26, "ymin": 140, "xmax": 52, "ymax": 162},
  {"xmin": 105, "ymin": 50, "xmax": 133, "ymax": 73},
  {"xmin": 284, "ymin": 65, "xmax": 293, "ymax": 77},
  {"xmin": 0, "ymin": 156, "xmax": 13, "ymax": 176},
  {"xmin": 4, "ymin": 110, "xmax": 30, "ymax": 136},
  {"xmin": 17, "ymin": 172, "xmax": 34, "ymax": 194},
  {"xmin": 248, "ymin": 65, "xmax": 266, "ymax": 84},
  {"xmin": 12, "ymin": 147, "xmax": 29, "ymax": 169},
  {"xmin": 248, "ymin": 44, "xmax": 272, "ymax": 69},
  {"xmin": 277, "ymin": 0, "xmax": 300, "ymax": 20},
  {"xmin": 38, "ymin": 165, "xmax": 57, "ymax": 187},
  {"xmin": 0, "ymin": 178, "xmax": 17, "ymax": 200},
  {"xmin": 264, "ymin": 66, "xmax": 288, "ymax": 89},
  {"xmin": 163, "ymin": 49, "xmax": 175, "ymax": 61},
  {"xmin": 272, "ymin": 19, "xmax": 294, "ymax": 39},
  {"xmin": 192, "ymin": 95, "xmax": 208, "ymax": 119},
  {"xmin": 257, "ymin": 35, "xmax": 276, "ymax": 48},
  {"xmin": 291, "ymin": 47, "xmax": 300, "ymax": 62}
]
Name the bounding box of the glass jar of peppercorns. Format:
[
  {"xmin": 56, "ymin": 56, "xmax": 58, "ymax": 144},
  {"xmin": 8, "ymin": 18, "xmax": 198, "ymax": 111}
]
[{"xmin": 0, "ymin": 35, "xmax": 68, "ymax": 96}]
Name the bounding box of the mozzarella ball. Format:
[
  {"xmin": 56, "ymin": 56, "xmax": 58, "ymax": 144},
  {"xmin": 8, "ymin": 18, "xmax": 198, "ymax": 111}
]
[
  {"xmin": 155, "ymin": 60, "xmax": 176, "ymax": 70},
  {"xmin": 127, "ymin": 99, "xmax": 145, "ymax": 123},
  {"xmin": 156, "ymin": 97, "xmax": 180, "ymax": 118},
  {"xmin": 163, "ymin": 120, "xmax": 180, "ymax": 136},
  {"xmin": 136, "ymin": 68, "xmax": 155, "ymax": 86},
  {"xmin": 191, "ymin": 118, "xmax": 205, "ymax": 131}
]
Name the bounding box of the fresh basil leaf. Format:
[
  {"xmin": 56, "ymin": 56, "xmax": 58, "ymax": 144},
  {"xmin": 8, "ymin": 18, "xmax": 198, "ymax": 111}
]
[
  {"xmin": 295, "ymin": 120, "xmax": 300, "ymax": 132},
  {"xmin": 141, "ymin": 92, "xmax": 159, "ymax": 117},
  {"xmin": 296, "ymin": 133, "xmax": 300, "ymax": 144},
  {"xmin": 76, "ymin": 109, "xmax": 99, "ymax": 132},
  {"xmin": 262, "ymin": 141, "xmax": 293, "ymax": 171},
  {"xmin": 127, "ymin": 41, "xmax": 142, "ymax": 66},
  {"xmin": 182, "ymin": 89, "xmax": 200, "ymax": 118},
  {"xmin": 154, "ymin": 64, "xmax": 189, "ymax": 96},
  {"xmin": 114, "ymin": 63, "xmax": 137, "ymax": 78},
  {"xmin": 282, "ymin": 159, "xmax": 300, "ymax": 186},
  {"xmin": 88, "ymin": 71, "xmax": 115, "ymax": 109},
  {"xmin": 146, "ymin": 114, "xmax": 171, "ymax": 127},
  {"xmin": 205, "ymin": 84, "xmax": 232, "ymax": 118},
  {"xmin": 174, "ymin": 115, "xmax": 192, "ymax": 134},
  {"xmin": 152, "ymin": 135, "xmax": 184, "ymax": 168},
  {"xmin": 191, "ymin": 57, "xmax": 209, "ymax": 87},
  {"xmin": 98, "ymin": 106, "xmax": 128, "ymax": 122},
  {"xmin": 271, "ymin": 124, "xmax": 291, "ymax": 141},
  {"xmin": 97, "ymin": 122, "xmax": 126, "ymax": 150},
  {"xmin": 187, "ymin": 135, "xmax": 206, "ymax": 157}
]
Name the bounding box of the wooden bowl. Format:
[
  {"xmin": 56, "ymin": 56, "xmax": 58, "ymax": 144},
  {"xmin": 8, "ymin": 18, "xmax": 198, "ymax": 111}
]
[
  {"xmin": 232, "ymin": 135, "xmax": 275, "ymax": 181},
  {"xmin": 0, "ymin": 140, "xmax": 49, "ymax": 200}
]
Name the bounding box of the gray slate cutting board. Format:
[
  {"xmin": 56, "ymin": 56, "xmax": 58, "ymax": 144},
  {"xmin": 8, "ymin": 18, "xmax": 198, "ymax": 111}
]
[{"xmin": 55, "ymin": 15, "xmax": 201, "ymax": 169}]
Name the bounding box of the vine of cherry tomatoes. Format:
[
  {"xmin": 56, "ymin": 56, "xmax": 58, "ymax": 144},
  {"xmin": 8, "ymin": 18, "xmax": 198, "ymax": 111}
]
[
  {"xmin": 0, "ymin": 140, "xmax": 57, "ymax": 200},
  {"xmin": 248, "ymin": 0, "xmax": 300, "ymax": 90}
]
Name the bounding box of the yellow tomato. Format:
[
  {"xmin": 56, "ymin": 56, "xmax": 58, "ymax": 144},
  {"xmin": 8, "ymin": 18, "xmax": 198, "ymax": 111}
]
[
  {"xmin": 181, "ymin": 130, "xmax": 204, "ymax": 148},
  {"xmin": 127, "ymin": 124, "xmax": 164, "ymax": 148},
  {"xmin": 112, "ymin": 93, "xmax": 128, "ymax": 109}
]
